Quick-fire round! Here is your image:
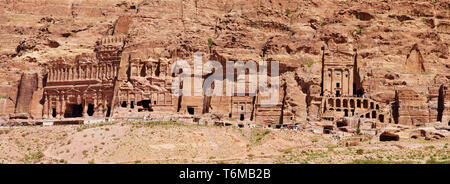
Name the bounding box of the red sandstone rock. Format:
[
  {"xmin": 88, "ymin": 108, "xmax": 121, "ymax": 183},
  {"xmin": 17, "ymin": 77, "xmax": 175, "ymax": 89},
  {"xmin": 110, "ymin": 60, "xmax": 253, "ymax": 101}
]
[{"xmin": 0, "ymin": 0, "xmax": 448, "ymax": 131}]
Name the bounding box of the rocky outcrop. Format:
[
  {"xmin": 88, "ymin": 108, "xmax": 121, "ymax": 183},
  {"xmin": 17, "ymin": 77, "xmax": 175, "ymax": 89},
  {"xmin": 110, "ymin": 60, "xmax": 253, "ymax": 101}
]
[{"xmin": 0, "ymin": 0, "xmax": 449, "ymax": 126}]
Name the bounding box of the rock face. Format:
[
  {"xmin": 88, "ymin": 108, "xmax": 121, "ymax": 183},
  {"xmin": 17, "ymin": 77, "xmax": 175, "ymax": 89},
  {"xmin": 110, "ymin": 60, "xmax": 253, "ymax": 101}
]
[{"xmin": 0, "ymin": 0, "xmax": 449, "ymax": 127}]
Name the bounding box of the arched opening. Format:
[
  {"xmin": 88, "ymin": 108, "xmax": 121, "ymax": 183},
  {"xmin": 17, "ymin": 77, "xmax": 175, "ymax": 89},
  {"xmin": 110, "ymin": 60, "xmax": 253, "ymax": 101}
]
[
  {"xmin": 323, "ymin": 125, "xmax": 333, "ymax": 134},
  {"xmin": 336, "ymin": 99, "xmax": 341, "ymax": 108},
  {"xmin": 64, "ymin": 104, "xmax": 83, "ymax": 118},
  {"xmin": 87, "ymin": 104, "xmax": 94, "ymax": 116},
  {"xmin": 344, "ymin": 109, "xmax": 349, "ymax": 117},
  {"xmin": 350, "ymin": 99, "xmax": 355, "ymax": 108},
  {"xmin": 121, "ymin": 101, "xmax": 127, "ymax": 108},
  {"xmin": 379, "ymin": 114, "xmax": 384, "ymax": 123},
  {"xmin": 240, "ymin": 114, "xmax": 244, "ymax": 121},
  {"xmin": 380, "ymin": 132, "xmax": 399, "ymax": 141},
  {"xmin": 357, "ymin": 100, "xmax": 361, "ymax": 108},
  {"xmin": 343, "ymin": 99, "xmax": 348, "ymax": 108},
  {"xmin": 52, "ymin": 108, "xmax": 57, "ymax": 118},
  {"xmin": 372, "ymin": 111, "xmax": 376, "ymax": 118},
  {"xmin": 336, "ymin": 90, "xmax": 341, "ymax": 97},
  {"xmin": 370, "ymin": 102, "xmax": 374, "ymax": 109},
  {"xmin": 328, "ymin": 99, "xmax": 334, "ymax": 107},
  {"xmin": 138, "ymin": 100, "xmax": 151, "ymax": 111},
  {"xmin": 187, "ymin": 107, "xmax": 195, "ymax": 115},
  {"xmin": 376, "ymin": 104, "xmax": 379, "ymax": 110},
  {"xmin": 106, "ymin": 106, "xmax": 111, "ymax": 117},
  {"xmin": 365, "ymin": 113, "xmax": 370, "ymax": 118},
  {"xmin": 336, "ymin": 121, "xmax": 348, "ymax": 127},
  {"xmin": 363, "ymin": 100, "xmax": 368, "ymax": 108}
]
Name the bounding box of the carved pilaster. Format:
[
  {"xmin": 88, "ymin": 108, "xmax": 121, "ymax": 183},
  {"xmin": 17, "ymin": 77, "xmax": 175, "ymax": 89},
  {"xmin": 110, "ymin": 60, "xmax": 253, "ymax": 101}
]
[
  {"xmin": 43, "ymin": 92, "xmax": 48, "ymax": 119},
  {"xmin": 61, "ymin": 93, "xmax": 66, "ymax": 118}
]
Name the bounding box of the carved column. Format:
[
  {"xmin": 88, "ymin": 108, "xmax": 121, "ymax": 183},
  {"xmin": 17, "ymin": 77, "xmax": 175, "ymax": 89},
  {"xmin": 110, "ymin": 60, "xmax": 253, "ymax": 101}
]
[
  {"xmin": 62, "ymin": 68, "xmax": 66, "ymax": 81},
  {"xmin": 113, "ymin": 64, "xmax": 117, "ymax": 77},
  {"xmin": 54, "ymin": 68, "xmax": 58, "ymax": 81},
  {"xmin": 68, "ymin": 67, "xmax": 73, "ymax": 81},
  {"xmin": 96, "ymin": 66, "xmax": 99, "ymax": 79},
  {"xmin": 82, "ymin": 96, "xmax": 88, "ymax": 117},
  {"xmin": 349, "ymin": 68, "xmax": 354, "ymax": 96},
  {"xmin": 57, "ymin": 68, "xmax": 60, "ymax": 81},
  {"xmin": 49, "ymin": 95, "xmax": 54, "ymax": 118},
  {"xmin": 59, "ymin": 68, "xmax": 63, "ymax": 81},
  {"xmin": 103, "ymin": 95, "xmax": 108, "ymax": 116},
  {"xmin": 105, "ymin": 64, "xmax": 109, "ymax": 79},
  {"xmin": 61, "ymin": 93, "xmax": 66, "ymax": 119},
  {"xmin": 127, "ymin": 91, "xmax": 130, "ymax": 110},
  {"xmin": 90, "ymin": 65, "xmax": 94, "ymax": 79},
  {"xmin": 330, "ymin": 68, "xmax": 334, "ymax": 95},
  {"xmin": 110, "ymin": 64, "xmax": 113, "ymax": 79},
  {"xmin": 93, "ymin": 93, "xmax": 98, "ymax": 117},
  {"xmin": 56, "ymin": 94, "xmax": 61, "ymax": 119},
  {"xmin": 74, "ymin": 67, "xmax": 78, "ymax": 80},
  {"xmin": 104, "ymin": 64, "xmax": 108, "ymax": 79},
  {"xmin": 43, "ymin": 92, "xmax": 48, "ymax": 119},
  {"xmin": 80, "ymin": 65, "xmax": 84, "ymax": 79},
  {"xmin": 64, "ymin": 67, "xmax": 67, "ymax": 81},
  {"xmin": 98, "ymin": 91, "xmax": 104, "ymax": 113},
  {"xmin": 99, "ymin": 65, "xmax": 103, "ymax": 80},
  {"xmin": 78, "ymin": 65, "xmax": 82, "ymax": 80},
  {"xmin": 108, "ymin": 64, "xmax": 112, "ymax": 79},
  {"xmin": 48, "ymin": 69, "xmax": 52, "ymax": 82},
  {"xmin": 54, "ymin": 68, "xmax": 57, "ymax": 81}
]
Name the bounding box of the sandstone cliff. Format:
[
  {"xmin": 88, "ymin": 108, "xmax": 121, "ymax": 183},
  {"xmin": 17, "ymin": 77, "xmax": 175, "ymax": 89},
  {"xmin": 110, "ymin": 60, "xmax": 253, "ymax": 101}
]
[{"xmin": 0, "ymin": 0, "xmax": 449, "ymax": 124}]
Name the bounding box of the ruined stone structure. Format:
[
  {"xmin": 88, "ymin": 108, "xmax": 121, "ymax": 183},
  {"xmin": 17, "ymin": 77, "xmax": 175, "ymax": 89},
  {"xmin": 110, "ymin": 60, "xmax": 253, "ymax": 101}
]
[
  {"xmin": 11, "ymin": 38, "xmax": 444, "ymax": 127},
  {"xmin": 321, "ymin": 55, "xmax": 354, "ymax": 97},
  {"xmin": 314, "ymin": 50, "xmax": 391, "ymax": 125},
  {"xmin": 2, "ymin": 13, "xmax": 448, "ymax": 128},
  {"xmin": 39, "ymin": 31, "xmax": 290, "ymax": 125},
  {"xmin": 6, "ymin": 38, "xmax": 446, "ymax": 128},
  {"xmin": 429, "ymin": 75, "xmax": 450, "ymax": 126},
  {"xmin": 440, "ymin": 85, "xmax": 450, "ymax": 125},
  {"xmin": 393, "ymin": 89, "xmax": 429, "ymax": 126}
]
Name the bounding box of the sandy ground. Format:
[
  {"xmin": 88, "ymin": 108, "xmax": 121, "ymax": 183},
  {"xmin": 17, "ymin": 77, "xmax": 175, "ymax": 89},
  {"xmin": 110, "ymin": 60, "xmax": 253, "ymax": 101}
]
[{"xmin": 0, "ymin": 121, "xmax": 448, "ymax": 164}]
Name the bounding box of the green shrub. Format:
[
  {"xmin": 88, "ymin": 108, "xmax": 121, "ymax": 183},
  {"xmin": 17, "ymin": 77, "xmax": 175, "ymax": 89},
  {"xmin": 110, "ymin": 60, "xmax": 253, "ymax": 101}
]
[
  {"xmin": 208, "ymin": 38, "xmax": 213, "ymax": 50},
  {"xmin": 285, "ymin": 9, "xmax": 291, "ymax": 17},
  {"xmin": 305, "ymin": 61, "xmax": 315, "ymax": 67},
  {"xmin": 356, "ymin": 149, "xmax": 364, "ymax": 155},
  {"xmin": 283, "ymin": 148, "xmax": 293, "ymax": 154}
]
